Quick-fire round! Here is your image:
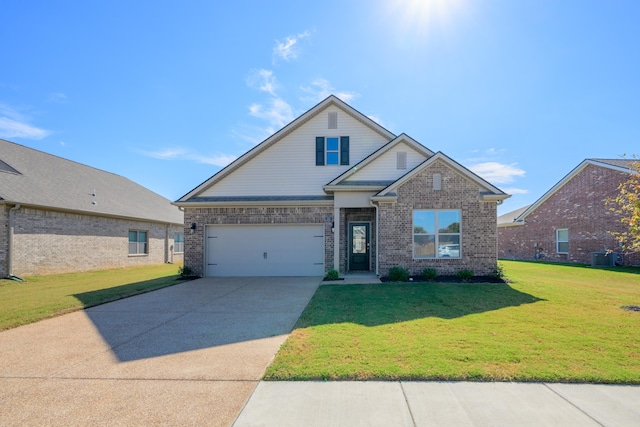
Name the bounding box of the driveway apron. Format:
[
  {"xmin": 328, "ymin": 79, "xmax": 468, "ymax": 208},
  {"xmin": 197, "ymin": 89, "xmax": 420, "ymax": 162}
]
[{"xmin": 0, "ymin": 276, "xmax": 320, "ymax": 426}]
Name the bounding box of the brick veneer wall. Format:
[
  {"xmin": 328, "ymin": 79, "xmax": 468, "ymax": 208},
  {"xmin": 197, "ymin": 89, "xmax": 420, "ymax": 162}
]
[
  {"xmin": 0, "ymin": 206, "xmax": 8, "ymax": 277},
  {"xmin": 183, "ymin": 206, "xmax": 334, "ymax": 277},
  {"xmin": 378, "ymin": 159, "xmax": 498, "ymax": 276},
  {"xmin": 9, "ymin": 206, "xmax": 182, "ymax": 276},
  {"xmin": 498, "ymin": 164, "xmax": 639, "ymax": 266}
]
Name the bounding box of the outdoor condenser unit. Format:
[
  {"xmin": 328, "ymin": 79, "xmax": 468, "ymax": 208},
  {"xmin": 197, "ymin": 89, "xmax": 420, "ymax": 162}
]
[{"xmin": 591, "ymin": 251, "xmax": 619, "ymax": 267}]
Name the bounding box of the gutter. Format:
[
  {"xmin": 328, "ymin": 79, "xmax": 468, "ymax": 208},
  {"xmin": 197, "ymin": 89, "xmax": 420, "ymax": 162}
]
[{"xmin": 7, "ymin": 204, "xmax": 21, "ymax": 279}]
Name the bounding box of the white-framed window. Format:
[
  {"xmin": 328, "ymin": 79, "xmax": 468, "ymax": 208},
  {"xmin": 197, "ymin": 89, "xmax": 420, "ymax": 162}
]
[
  {"xmin": 174, "ymin": 233, "xmax": 184, "ymax": 253},
  {"xmin": 556, "ymin": 229, "xmax": 569, "ymax": 254},
  {"xmin": 315, "ymin": 136, "xmax": 349, "ymax": 166},
  {"xmin": 413, "ymin": 210, "xmax": 461, "ymax": 259},
  {"xmin": 128, "ymin": 230, "xmax": 148, "ymax": 255}
]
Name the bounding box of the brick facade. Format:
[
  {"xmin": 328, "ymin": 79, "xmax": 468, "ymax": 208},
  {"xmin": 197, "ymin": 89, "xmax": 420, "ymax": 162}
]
[
  {"xmin": 183, "ymin": 206, "xmax": 334, "ymax": 277},
  {"xmin": 3, "ymin": 206, "xmax": 183, "ymax": 277},
  {"xmin": 498, "ymin": 164, "xmax": 639, "ymax": 266},
  {"xmin": 0, "ymin": 206, "xmax": 8, "ymax": 276},
  {"xmin": 378, "ymin": 159, "xmax": 498, "ymax": 276}
]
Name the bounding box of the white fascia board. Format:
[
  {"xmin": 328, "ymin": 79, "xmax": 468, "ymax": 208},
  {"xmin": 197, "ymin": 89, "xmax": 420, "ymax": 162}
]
[
  {"xmin": 173, "ymin": 199, "xmax": 334, "ymax": 208},
  {"xmin": 326, "ymin": 133, "xmax": 434, "ymax": 186}
]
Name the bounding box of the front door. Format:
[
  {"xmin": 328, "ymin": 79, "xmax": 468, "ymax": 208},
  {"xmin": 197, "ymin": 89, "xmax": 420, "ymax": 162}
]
[{"xmin": 349, "ymin": 223, "xmax": 370, "ymax": 271}]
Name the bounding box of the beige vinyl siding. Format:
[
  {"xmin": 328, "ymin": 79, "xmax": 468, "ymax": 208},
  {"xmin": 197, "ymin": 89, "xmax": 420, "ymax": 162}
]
[
  {"xmin": 200, "ymin": 106, "xmax": 390, "ymax": 197},
  {"xmin": 344, "ymin": 142, "xmax": 427, "ymax": 182}
]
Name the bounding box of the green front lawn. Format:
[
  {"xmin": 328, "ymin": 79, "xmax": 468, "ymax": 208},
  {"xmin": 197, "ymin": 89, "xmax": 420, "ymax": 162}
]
[
  {"xmin": 265, "ymin": 261, "xmax": 640, "ymax": 383},
  {"xmin": 0, "ymin": 264, "xmax": 184, "ymax": 331}
]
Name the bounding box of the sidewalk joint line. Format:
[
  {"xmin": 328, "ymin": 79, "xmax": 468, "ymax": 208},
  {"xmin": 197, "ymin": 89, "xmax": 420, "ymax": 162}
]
[
  {"xmin": 543, "ymin": 383, "xmax": 605, "ymax": 427},
  {"xmin": 399, "ymin": 381, "xmax": 418, "ymax": 427}
]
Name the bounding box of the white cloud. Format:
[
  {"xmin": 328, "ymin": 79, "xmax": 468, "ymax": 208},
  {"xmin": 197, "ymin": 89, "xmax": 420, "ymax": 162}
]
[
  {"xmin": 300, "ymin": 78, "xmax": 358, "ymax": 103},
  {"xmin": 273, "ymin": 30, "xmax": 311, "ymax": 62},
  {"xmin": 0, "ymin": 117, "xmax": 51, "ymax": 140},
  {"xmin": 469, "ymin": 162, "xmax": 526, "ymax": 184},
  {"xmin": 47, "ymin": 92, "xmax": 68, "ymax": 104},
  {"xmin": 247, "ymin": 69, "xmax": 278, "ymax": 96},
  {"xmin": 501, "ymin": 187, "xmax": 529, "ymax": 195},
  {"xmin": 248, "ymin": 97, "xmax": 294, "ymax": 130},
  {"xmin": 139, "ymin": 146, "xmax": 237, "ymax": 168},
  {"xmin": 367, "ymin": 115, "xmax": 385, "ymax": 127}
]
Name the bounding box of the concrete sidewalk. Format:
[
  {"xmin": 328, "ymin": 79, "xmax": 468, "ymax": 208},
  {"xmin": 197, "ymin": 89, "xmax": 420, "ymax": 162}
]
[{"xmin": 234, "ymin": 381, "xmax": 640, "ymax": 426}]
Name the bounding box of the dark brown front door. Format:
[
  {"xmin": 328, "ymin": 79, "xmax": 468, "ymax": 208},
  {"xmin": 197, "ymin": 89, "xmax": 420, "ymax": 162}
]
[{"xmin": 349, "ymin": 223, "xmax": 370, "ymax": 271}]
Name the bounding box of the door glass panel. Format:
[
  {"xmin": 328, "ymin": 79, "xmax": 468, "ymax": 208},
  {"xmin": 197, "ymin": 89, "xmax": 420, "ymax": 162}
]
[{"xmin": 352, "ymin": 225, "xmax": 367, "ymax": 254}]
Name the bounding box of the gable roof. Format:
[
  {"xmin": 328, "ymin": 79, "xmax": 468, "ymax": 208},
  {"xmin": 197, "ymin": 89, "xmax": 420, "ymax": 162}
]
[
  {"xmin": 372, "ymin": 152, "xmax": 510, "ymax": 203},
  {"xmin": 497, "ymin": 204, "xmax": 531, "ymax": 226},
  {"xmin": 0, "ymin": 139, "xmax": 183, "ymax": 224},
  {"xmin": 510, "ymin": 158, "xmax": 636, "ymax": 223},
  {"xmin": 324, "ymin": 133, "xmax": 434, "ymax": 189},
  {"xmin": 176, "ymin": 95, "xmax": 396, "ymax": 202}
]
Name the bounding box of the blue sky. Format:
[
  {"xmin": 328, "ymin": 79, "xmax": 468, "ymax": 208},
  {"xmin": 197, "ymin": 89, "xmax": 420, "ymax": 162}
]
[{"xmin": 2, "ymin": 0, "xmax": 639, "ymax": 214}]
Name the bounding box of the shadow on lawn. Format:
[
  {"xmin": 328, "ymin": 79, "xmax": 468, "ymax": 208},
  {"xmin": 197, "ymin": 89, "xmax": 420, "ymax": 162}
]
[{"xmin": 296, "ymin": 282, "xmax": 545, "ymax": 328}]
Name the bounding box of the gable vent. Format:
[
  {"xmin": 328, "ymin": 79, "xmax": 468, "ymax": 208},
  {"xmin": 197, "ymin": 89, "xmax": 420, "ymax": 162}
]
[
  {"xmin": 397, "ymin": 152, "xmax": 407, "ymax": 170},
  {"xmin": 433, "ymin": 173, "xmax": 442, "ymax": 191},
  {"xmin": 328, "ymin": 112, "xmax": 338, "ymax": 129}
]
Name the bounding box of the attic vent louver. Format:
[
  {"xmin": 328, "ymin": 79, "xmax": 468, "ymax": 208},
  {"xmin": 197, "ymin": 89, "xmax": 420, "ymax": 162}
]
[
  {"xmin": 433, "ymin": 173, "xmax": 442, "ymax": 191},
  {"xmin": 328, "ymin": 112, "xmax": 338, "ymax": 129},
  {"xmin": 397, "ymin": 152, "xmax": 407, "ymax": 170}
]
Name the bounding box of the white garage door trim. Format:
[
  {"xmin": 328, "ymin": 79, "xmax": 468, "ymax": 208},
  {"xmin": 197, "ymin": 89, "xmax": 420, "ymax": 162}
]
[{"xmin": 205, "ymin": 224, "xmax": 325, "ymax": 277}]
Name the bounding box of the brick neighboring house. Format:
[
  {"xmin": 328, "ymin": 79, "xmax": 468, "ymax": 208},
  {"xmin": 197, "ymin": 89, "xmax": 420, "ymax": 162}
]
[
  {"xmin": 1, "ymin": 139, "xmax": 184, "ymax": 278},
  {"xmin": 175, "ymin": 96, "xmax": 510, "ymax": 277},
  {"xmin": 498, "ymin": 159, "xmax": 640, "ymax": 266}
]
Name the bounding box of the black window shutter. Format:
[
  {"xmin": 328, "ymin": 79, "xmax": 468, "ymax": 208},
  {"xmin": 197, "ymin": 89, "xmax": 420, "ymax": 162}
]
[
  {"xmin": 340, "ymin": 136, "xmax": 350, "ymax": 165},
  {"xmin": 316, "ymin": 137, "xmax": 325, "ymax": 166}
]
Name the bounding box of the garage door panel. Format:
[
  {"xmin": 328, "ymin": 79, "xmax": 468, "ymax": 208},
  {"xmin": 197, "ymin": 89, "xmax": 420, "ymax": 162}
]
[{"xmin": 206, "ymin": 225, "xmax": 324, "ymax": 277}]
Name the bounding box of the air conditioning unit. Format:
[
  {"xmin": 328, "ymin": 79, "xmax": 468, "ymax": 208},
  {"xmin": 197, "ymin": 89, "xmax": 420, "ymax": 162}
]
[{"xmin": 591, "ymin": 252, "xmax": 619, "ymax": 267}]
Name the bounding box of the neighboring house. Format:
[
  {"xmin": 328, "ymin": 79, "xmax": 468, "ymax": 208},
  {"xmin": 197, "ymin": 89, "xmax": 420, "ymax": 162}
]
[
  {"xmin": 1, "ymin": 139, "xmax": 184, "ymax": 278},
  {"xmin": 174, "ymin": 96, "xmax": 509, "ymax": 277},
  {"xmin": 498, "ymin": 159, "xmax": 639, "ymax": 266}
]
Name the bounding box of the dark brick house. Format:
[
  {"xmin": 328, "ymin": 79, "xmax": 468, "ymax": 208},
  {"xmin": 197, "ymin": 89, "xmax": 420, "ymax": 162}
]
[
  {"xmin": 498, "ymin": 159, "xmax": 639, "ymax": 266},
  {"xmin": 175, "ymin": 96, "xmax": 509, "ymax": 277}
]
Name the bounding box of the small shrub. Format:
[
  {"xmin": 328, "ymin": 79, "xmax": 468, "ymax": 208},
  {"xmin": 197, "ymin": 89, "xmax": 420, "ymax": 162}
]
[
  {"xmin": 492, "ymin": 263, "xmax": 506, "ymax": 280},
  {"xmin": 325, "ymin": 269, "xmax": 339, "ymax": 280},
  {"xmin": 421, "ymin": 268, "xmax": 438, "ymax": 281},
  {"xmin": 456, "ymin": 269, "xmax": 474, "ymax": 282},
  {"xmin": 388, "ymin": 266, "xmax": 410, "ymax": 282},
  {"xmin": 178, "ymin": 265, "xmax": 193, "ymax": 278}
]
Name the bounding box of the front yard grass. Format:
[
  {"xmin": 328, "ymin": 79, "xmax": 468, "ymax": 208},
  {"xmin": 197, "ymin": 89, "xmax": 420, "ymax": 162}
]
[
  {"xmin": 0, "ymin": 264, "xmax": 183, "ymax": 331},
  {"xmin": 265, "ymin": 261, "xmax": 640, "ymax": 383}
]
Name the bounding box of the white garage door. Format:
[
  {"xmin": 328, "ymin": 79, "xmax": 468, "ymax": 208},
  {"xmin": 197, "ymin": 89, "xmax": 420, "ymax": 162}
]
[{"xmin": 205, "ymin": 224, "xmax": 325, "ymax": 277}]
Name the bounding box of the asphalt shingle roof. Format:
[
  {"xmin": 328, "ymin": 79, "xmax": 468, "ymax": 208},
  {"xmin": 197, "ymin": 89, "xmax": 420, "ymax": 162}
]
[{"xmin": 0, "ymin": 139, "xmax": 183, "ymax": 224}]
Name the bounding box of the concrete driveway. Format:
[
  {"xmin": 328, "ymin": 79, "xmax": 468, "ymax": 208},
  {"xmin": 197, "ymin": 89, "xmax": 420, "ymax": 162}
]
[{"xmin": 0, "ymin": 276, "xmax": 320, "ymax": 426}]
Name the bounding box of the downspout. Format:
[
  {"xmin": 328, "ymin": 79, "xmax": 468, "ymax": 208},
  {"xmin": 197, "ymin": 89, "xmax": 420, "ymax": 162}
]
[
  {"xmin": 369, "ymin": 199, "xmax": 379, "ymax": 276},
  {"xmin": 7, "ymin": 204, "xmax": 21, "ymax": 278}
]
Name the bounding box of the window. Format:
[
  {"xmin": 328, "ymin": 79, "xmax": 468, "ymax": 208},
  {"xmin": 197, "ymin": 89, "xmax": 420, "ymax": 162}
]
[
  {"xmin": 413, "ymin": 210, "xmax": 461, "ymax": 259},
  {"xmin": 174, "ymin": 233, "xmax": 184, "ymax": 253},
  {"xmin": 326, "ymin": 137, "xmax": 339, "ymax": 165},
  {"xmin": 128, "ymin": 230, "xmax": 148, "ymax": 255},
  {"xmin": 556, "ymin": 229, "xmax": 568, "ymax": 254},
  {"xmin": 315, "ymin": 136, "xmax": 349, "ymax": 166}
]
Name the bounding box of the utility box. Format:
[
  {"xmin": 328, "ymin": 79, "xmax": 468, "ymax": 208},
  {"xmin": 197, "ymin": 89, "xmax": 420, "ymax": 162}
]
[{"xmin": 591, "ymin": 252, "xmax": 620, "ymax": 267}]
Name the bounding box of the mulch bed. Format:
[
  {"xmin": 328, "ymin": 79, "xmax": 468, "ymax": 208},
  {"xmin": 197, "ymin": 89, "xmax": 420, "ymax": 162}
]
[{"xmin": 380, "ymin": 275, "xmax": 506, "ymax": 284}]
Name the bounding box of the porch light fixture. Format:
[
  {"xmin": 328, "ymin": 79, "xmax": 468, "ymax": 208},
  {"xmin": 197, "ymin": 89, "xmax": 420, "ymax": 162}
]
[{"xmin": 190, "ymin": 223, "xmax": 197, "ymax": 234}]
